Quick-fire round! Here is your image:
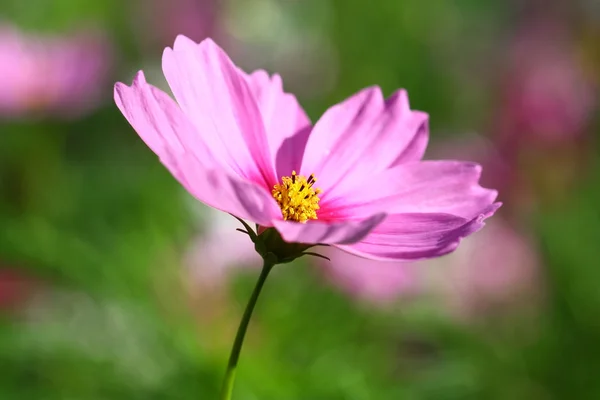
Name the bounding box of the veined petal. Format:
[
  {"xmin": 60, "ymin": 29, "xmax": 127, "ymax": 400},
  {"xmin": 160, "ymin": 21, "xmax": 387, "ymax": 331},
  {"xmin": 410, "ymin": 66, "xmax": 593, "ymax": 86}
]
[
  {"xmin": 114, "ymin": 71, "xmax": 201, "ymax": 182},
  {"xmin": 300, "ymin": 87, "xmax": 429, "ymax": 196},
  {"xmin": 244, "ymin": 70, "xmax": 311, "ymax": 177},
  {"xmin": 162, "ymin": 35, "xmax": 277, "ymax": 189},
  {"xmin": 337, "ymin": 204, "xmax": 500, "ymax": 261},
  {"xmin": 273, "ymin": 213, "xmax": 387, "ymax": 245},
  {"xmin": 114, "ymin": 71, "xmax": 280, "ymax": 225},
  {"xmin": 321, "ymin": 161, "xmax": 497, "ymax": 220}
]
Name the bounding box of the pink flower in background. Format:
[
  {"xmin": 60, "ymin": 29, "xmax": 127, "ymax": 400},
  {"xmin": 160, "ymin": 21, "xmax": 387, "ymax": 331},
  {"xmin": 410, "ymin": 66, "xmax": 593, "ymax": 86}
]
[
  {"xmin": 0, "ymin": 24, "xmax": 112, "ymax": 118},
  {"xmin": 311, "ymin": 217, "xmax": 539, "ymax": 312},
  {"xmin": 318, "ymin": 247, "xmax": 416, "ymax": 306},
  {"xmin": 419, "ymin": 217, "xmax": 541, "ymax": 317},
  {"xmin": 185, "ymin": 210, "xmax": 261, "ymax": 289},
  {"xmin": 115, "ymin": 36, "xmax": 499, "ymax": 262},
  {"xmin": 0, "ymin": 268, "xmax": 38, "ymax": 311},
  {"xmin": 135, "ymin": 0, "xmax": 220, "ymax": 51},
  {"xmin": 498, "ymin": 18, "xmax": 595, "ymax": 143}
]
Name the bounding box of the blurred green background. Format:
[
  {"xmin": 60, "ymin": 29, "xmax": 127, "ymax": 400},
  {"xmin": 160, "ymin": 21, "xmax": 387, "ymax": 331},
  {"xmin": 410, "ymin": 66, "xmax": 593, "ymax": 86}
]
[{"xmin": 1, "ymin": 0, "xmax": 599, "ymax": 398}]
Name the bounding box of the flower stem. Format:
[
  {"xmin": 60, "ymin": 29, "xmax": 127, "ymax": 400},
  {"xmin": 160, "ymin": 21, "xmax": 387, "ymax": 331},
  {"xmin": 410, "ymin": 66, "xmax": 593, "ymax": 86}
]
[{"xmin": 219, "ymin": 259, "xmax": 275, "ymax": 400}]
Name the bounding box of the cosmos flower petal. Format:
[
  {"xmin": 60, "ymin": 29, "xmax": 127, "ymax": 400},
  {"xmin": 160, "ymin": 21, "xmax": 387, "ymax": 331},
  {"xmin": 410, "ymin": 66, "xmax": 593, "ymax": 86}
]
[
  {"xmin": 272, "ymin": 213, "xmax": 387, "ymax": 245},
  {"xmin": 388, "ymin": 92, "xmax": 429, "ymax": 166},
  {"xmin": 175, "ymin": 153, "xmax": 281, "ymax": 225},
  {"xmin": 321, "ymin": 161, "xmax": 497, "ymax": 220},
  {"xmin": 114, "ymin": 71, "xmax": 280, "ymax": 225},
  {"xmin": 244, "ymin": 70, "xmax": 312, "ymax": 177},
  {"xmin": 300, "ymin": 87, "xmax": 429, "ymax": 195},
  {"xmin": 162, "ymin": 35, "xmax": 277, "ymax": 188},
  {"xmin": 337, "ymin": 204, "xmax": 500, "ymax": 261},
  {"xmin": 115, "ymin": 71, "xmax": 193, "ymax": 182}
]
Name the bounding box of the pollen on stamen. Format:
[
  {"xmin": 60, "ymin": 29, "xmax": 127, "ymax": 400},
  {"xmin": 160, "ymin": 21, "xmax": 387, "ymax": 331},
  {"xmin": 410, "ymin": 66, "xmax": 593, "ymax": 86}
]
[{"xmin": 272, "ymin": 171, "xmax": 321, "ymax": 223}]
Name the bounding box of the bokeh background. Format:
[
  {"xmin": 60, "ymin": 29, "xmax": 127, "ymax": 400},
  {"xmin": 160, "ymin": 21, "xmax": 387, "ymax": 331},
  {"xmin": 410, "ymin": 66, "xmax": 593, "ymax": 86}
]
[{"xmin": 1, "ymin": 0, "xmax": 599, "ymax": 398}]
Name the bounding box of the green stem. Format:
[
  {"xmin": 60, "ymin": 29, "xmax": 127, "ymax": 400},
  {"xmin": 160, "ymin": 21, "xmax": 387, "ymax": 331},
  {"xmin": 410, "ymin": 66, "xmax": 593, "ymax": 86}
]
[{"xmin": 219, "ymin": 259, "xmax": 275, "ymax": 400}]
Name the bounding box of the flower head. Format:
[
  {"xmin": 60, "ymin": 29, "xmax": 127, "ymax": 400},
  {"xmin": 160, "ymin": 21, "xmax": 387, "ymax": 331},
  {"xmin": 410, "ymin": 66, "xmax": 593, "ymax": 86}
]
[
  {"xmin": 114, "ymin": 36, "xmax": 500, "ymax": 262},
  {"xmin": 0, "ymin": 24, "xmax": 112, "ymax": 118}
]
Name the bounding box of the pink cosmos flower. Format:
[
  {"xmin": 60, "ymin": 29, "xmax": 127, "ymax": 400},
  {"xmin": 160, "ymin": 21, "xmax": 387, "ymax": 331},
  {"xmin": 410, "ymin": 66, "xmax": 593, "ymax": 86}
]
[
  {"xmin": 0, "ymin": 24, "xmax": 112, "ymax": 118},
  {"xmin": 114, "ymin": 36, "xmax": 500, "ymax": 261}
]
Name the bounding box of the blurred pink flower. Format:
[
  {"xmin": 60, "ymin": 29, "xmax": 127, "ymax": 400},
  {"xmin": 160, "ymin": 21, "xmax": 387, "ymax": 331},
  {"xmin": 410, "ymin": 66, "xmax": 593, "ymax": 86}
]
[
  {"xmin": 310, "ymin": 216, "xmax": 539, "ymax": 313},
  {"xmin": 419, "ymin": 217, "xmax": 541, "ymax": 318},
  {"xmin": 318, "ymin": 247, "xmax": 416, "ymax": 306},
  {"xmin": 0, "ymin": 24, "xmax": 112, "ymax": 118},
  {"xmin": 115, "ymin": 36, "xmax": 499, "ymax": 262},
  {"xmin": 135, "ymin": 0, "xmax": 220, "ymax": 52},
  {"xmin": 498, "ymin": 17, "xmax": 595, "ymax": 143},
  {"xmin": 185, "ymin": 211, "xmax": 261, "ymax": 289},
  {"xmin": 0, "ymin": 268, "xmax": 38, "ymax": 311}
]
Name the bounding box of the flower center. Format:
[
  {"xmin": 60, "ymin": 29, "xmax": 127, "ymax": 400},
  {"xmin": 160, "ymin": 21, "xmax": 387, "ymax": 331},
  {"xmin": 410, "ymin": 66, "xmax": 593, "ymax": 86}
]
[{"xmin": 272, "ymin": 171, "xmax": 321, "ymax": 223}]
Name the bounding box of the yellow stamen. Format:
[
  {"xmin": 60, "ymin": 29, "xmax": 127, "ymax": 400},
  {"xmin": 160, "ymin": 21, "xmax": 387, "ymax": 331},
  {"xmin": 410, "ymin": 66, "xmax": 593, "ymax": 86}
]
[{"xmin": 272, "ymin": 171, "xmax": 321, "ymax": 223}]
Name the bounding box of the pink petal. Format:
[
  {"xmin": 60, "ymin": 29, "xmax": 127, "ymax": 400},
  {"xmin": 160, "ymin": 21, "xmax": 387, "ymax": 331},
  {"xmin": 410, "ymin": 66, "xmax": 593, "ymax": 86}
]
[
  {"xmin": 300, "ymin": 87, "xmax": 428, "ymax": 196},
  {"xmin": 114, "ymin": 71, "xmax": 196, "ymax": 182},
  {"xmin": 244, "ymin": 70, "xmax": 312, "ymax": 178},
  {"xmin": 162, "ymin": 35, "xmax": 277, "ymax": 189},
  {"xmin": 175, "ymin": 154, "xmax": 282, "ymax": 225},
  {"xmin": 337, "ymin": 204, "xmax": 500, "ymax": 261},
  {"xmin": 321, "ymin": 161, "xmax": 497, "ymax": 220},
  {"xmin": 273, "ymin": 213, "xmax": 387, "ymax": 245},
  {"xmin": 114, "ymin": 71, "xmax": 280, "ymax": 225}
]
